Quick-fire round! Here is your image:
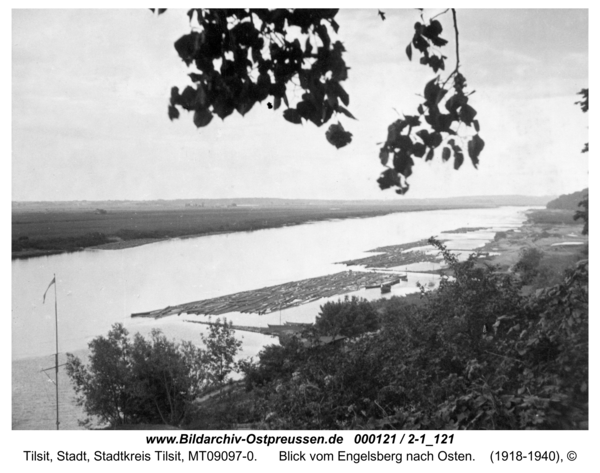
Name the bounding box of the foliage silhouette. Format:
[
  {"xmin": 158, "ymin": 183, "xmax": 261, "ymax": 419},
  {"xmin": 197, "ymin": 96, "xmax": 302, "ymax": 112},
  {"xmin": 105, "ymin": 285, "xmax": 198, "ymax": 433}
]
[
  {"xmin": 574, "ymin": 88, "xmax": 588, "ymax": 234},
  {"xmin": 157, "ymin": 8, "xmax": 483, "ymax": 194}
]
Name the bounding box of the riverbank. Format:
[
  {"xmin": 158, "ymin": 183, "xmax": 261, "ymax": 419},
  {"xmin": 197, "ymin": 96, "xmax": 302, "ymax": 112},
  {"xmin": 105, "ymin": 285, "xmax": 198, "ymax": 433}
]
[
  {"xmin": 11, "ymin": 206, "xmax": 557, "ymax": 429},
  {"xmin": 12, "ymin": 198, "xmax": 547, "ymax": 260},
  {"xmin": 184, "ymin": 213, "xmax": 588, "ymax": 430},
  {"xmin": 480, "ymin": 217, "xmax": 587, "ymax": 277},
  {"xmin": 130, "ymin": 209, "xmax": 587, "ymax": 324}
]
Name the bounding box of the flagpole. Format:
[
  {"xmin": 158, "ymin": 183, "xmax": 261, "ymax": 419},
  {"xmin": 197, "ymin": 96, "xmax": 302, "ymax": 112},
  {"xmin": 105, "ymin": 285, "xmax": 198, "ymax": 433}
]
[{"xmin": 54, "ymin": 273, "xmax": 59, "ymax": 431}]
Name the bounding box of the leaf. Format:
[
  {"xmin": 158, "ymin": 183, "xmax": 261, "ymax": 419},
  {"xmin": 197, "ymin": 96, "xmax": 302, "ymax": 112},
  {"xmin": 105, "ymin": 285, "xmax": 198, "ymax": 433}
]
[
  {"xmin": 235, "ymin": 97, "xmax": 256, "ymax": 117},
  {"xmin": 179, "ymin": 86, "xmax": 197, "ymax": 110},
  {"xmin": 459, "ymin": 104, "xmax": 477, "ymax": 125},
  {"xmin": 193, "ymin": 108, "xmax": 213, "ymax": 128},
  {"xmin": 174, "ymin": 33, "xmax": 201, "ymax": 66},
  {"xmin": 412, "ymin": 142, "xmax": 426, "ymax": 158},
  {"xmin": 379, "ymin": 148, "xmax": 389, "ymax": 166},
  {"xmin": 297, "ymin": 99, "xmax": 322, "ymax": 126},
  {"xmin": 322, "ymin": 103, "xmax": 334, "ymax": 124},
  {"xmin": 428, "ymin": 19, "xmax": 443, "ymax": 36},
  {"xmin": 429, "ymin": 131, "xmax": 443, "ymax": 149},
  {"xmin": 445, "ymin": 93, "xmax": 468, "ymax": 116},
  {"xmin": 316, "ymin": 24, "xmax": 331, "ymax": 50},
  {"xmin": 326, "ymin": 122, "xmax": 353, "ymax": 149},
  {"xmin": 404, "ymin": 115, "xmax": 420, "ymax": 127},
  {"xmin": 467, "ymin": 134, "xmax": 485, "ymax": 168},
  {"xmin": 305, "ymin": 37, "xmax": 313, "ymax": 56},
  {"xmin": 377, "ymin": 168, "xmax": 400, "ymax": 190},
  {"xmin": 213, "ymin": 96, "xmax": 235, "ymax": 119},
  {"xmin": 331, "ymin": 82, "xmax": 349, "ymax": 106},
  {"xmin": 283, "ymin": 108, "xmax": 302, "ymax": 124},
  {"xmin": 424, "ymin": 79, "xmax": 441, "ymax": 104},
  {"xmin": 429, "ymin": 36, "xmax": 448, "ymax": 47},
  {"xmin": 442, "ymin": 146, "xmax": 451, "ymax": 162},
  {"xmin": 453, "ymin": 148, "xmax": 464, "ymax": 170},
  {"xmin": 327, "ymin": 92, "xmax": 339, "ymax": 108},
  {"xmin": 425, "ymin": 148, "xmax": 434, "ymax": 161},
  {"xmin": 427, "ymin": 55, "xmax": 445, "ymax": 72},
  {"xmin": 387, "ymin": 119, "xmax": 408, "ymax": 147},
  {"xmin": 436, "ymin": 113, "xmax": 454, "ymax": 132},
  {"xmin": 405, "ymin": 43, "xmax": 412, "ymax": 61},
  {"xmin": 169, "ymin": 86, "xmax": 180, "ymax": 105},
  {"xmin": 337, "ymin": 106, "xmax": 357, "ymax": 120},
  {"xmin": 330, "ymin": 19, "xmax": 340, "ymax": 33},
  {"xmin": 168, "ymin": 104, "xmax": 179, "ymax": 121},
  {"xmin": 273, "ymin": 96, "xmax": 281, "ymax": 110},
  {"xmin": 396, "ymin": 181, "xmax": 409, "ymax": 194},
  {"xmin": 393, "ymin": 151, "xmax": 414, "ymax": 178},
  {"xmin": 473, "ymin": 119, "xmax": 480, "ymax": 132}
]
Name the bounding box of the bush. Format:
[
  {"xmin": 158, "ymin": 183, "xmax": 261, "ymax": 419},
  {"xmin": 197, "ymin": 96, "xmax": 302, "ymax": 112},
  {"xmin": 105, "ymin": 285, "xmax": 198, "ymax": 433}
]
[
  {"xmin": 315, "ymin": 296, "xmax": 379, "ymax": 338},
  {"xmin": 241, "ymin": 239, "xmax": 588, "ymax": 430},
  {"xmin": 200, "ymin": 317, "xmax": 243, "ymax": 385},
  {"xmin": 514, "ymin": 247, "xmax": 544, "ymax": 284},
  {"xmin": 66, "ymin": 320, "xmax": 241, "ymax": 428}
]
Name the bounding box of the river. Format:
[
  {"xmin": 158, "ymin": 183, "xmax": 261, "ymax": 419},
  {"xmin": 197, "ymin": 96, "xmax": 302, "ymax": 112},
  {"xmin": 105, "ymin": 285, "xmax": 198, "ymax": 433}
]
[{"xmin": 12, "ymin": 206, "xmax": 530, "ymax": 429}]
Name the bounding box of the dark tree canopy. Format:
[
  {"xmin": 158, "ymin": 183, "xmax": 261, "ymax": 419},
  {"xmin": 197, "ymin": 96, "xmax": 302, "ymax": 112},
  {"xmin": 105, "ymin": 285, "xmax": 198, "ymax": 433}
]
[
  {"xmin": 156, "ymin": 8, "xmax": 484, "ymax": 194},
  {"xmin": 66, "ymin": 320, "xmax": 242, "ymax": 427}
]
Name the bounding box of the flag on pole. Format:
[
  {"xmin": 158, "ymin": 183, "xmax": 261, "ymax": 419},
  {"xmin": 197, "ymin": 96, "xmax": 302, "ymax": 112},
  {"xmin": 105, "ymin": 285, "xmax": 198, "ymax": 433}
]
[{"xmin": 43, "ymin": 276, "xmax": 56, "ymax": 304}]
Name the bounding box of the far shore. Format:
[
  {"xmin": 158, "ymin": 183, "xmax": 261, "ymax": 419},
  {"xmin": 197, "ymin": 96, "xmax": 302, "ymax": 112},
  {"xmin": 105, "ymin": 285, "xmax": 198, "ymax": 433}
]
[{"xmin": 12, "ymin": 203, "xmax": 514, "ymax": 260}]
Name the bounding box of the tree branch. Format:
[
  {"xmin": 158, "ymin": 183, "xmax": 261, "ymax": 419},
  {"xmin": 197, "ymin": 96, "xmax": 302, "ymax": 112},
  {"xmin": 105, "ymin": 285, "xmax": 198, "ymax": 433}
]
[
  {"xmin": 431, "ymin": 9, "xmax": 449, "ymax": 21},
  {"xmin": 442, "ymin": 9, "xmax": 460, "ymax": 88}
]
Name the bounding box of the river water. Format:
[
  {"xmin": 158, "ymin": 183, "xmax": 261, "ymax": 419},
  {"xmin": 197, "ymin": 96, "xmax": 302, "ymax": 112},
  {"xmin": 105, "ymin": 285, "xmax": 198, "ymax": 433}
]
[{"xmin": 12, "ymin": 206, "xmax": 530, "ymax": 429}]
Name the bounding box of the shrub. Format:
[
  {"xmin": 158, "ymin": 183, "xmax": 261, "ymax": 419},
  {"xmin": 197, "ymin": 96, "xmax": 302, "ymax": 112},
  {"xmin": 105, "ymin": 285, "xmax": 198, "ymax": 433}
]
[
  {"xmin": 241, "ymin": 239, "xmax": 588, "ymax": 430},
  {"xmin": 66, "ymin": 320, "xmax": 241, "ymax": 428},
  {"xmin": 314, "ymin": 296, "xmax": 379, "ymax": 337},
  {"xmin": 514, "ymin": 247, "xmax": 544, "ymax": 284}
]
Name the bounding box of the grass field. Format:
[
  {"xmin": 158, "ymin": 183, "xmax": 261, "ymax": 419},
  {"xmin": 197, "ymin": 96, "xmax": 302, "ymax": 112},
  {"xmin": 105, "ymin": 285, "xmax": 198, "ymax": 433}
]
[{"xmin": 12, "ymin": 203, "xmax": 491, "ymax": 259}]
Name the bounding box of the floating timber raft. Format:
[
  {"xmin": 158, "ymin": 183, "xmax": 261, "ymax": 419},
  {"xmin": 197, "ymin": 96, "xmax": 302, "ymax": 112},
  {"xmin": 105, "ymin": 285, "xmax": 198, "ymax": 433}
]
[
  {"xmin": 337, "ymin": 239, "xmax": 441, "ymax": 269},
  {"xmin": 184, "ymin": 320, "xmax": 312, "ymax": 336},
  {"xmin": 131, "ymin": 270, "xmax": 404, "ymax": 319},
  {"xmin": 441, "ymin": 226, "xmax": 490, "ymax": 234},
  {"xmin": 184, "ymin": 320, "xmax": 345, "ymax": 347}
]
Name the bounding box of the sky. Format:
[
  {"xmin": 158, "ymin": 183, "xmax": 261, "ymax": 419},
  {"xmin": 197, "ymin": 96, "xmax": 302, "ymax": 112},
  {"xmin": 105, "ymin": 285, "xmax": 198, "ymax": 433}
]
[{"xmin": 11, "ymin": 6, "xmax": 589, "ymax": 201}]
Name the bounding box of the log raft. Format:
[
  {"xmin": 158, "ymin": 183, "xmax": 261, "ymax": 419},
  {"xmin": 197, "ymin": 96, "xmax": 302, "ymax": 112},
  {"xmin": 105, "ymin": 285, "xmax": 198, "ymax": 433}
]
[
  {"xmin": 184, "ymin": 320, "xmax": 312, "ymax": 336},
  {"xmin": 131, "ymin": 270, "xmax": 404, "ymax": 319},
  {"xmin": 337, "ymin": 239, "xmax": 441, "ymax": 269}
]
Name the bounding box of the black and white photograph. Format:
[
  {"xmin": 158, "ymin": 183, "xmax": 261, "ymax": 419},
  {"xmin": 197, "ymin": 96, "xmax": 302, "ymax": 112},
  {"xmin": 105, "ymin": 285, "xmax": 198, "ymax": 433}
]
[{"xmin": 11, "ymin": 4, "xmax": 589, "ymax": 446}]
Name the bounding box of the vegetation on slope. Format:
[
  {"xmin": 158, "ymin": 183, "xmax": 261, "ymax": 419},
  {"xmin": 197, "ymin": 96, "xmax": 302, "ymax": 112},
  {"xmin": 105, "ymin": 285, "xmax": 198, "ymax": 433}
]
[
  {"xmin": 546, "ymin": 189, "xmax": 588, "ymax": 211},
  {"xmin": 236, "ymin": 239, "xmax": 588, "ymax": 430},
  {"xmin": 66, "ymin": 235, "xmax": 588, "ymax": 430}
]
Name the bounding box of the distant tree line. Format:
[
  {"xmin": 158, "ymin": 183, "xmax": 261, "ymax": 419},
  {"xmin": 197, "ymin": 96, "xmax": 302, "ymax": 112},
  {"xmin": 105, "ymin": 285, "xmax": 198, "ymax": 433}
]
[{"xmin": 546, "ymin": 188, "xmax": 588, "ymax": 211}]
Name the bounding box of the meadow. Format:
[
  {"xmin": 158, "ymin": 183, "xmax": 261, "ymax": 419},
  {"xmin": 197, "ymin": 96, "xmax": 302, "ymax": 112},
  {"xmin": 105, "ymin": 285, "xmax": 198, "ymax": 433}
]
[{"xmin": 13, "ymin": 202, "xmax": 488, "ymax": 258}]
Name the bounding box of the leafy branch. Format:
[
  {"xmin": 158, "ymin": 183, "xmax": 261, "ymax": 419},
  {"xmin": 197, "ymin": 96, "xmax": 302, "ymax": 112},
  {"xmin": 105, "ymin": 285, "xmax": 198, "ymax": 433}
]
[
  {"xmin": 378, "ymin": 9, "xmax": 484, "ymax": 194},
  {"xmin": 156, "ymin": 9, "xmax": 485, "ymax": 194},
  {"xmin": 166, "ymin": 9, "xmax": 354, "ymax": 148}
]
